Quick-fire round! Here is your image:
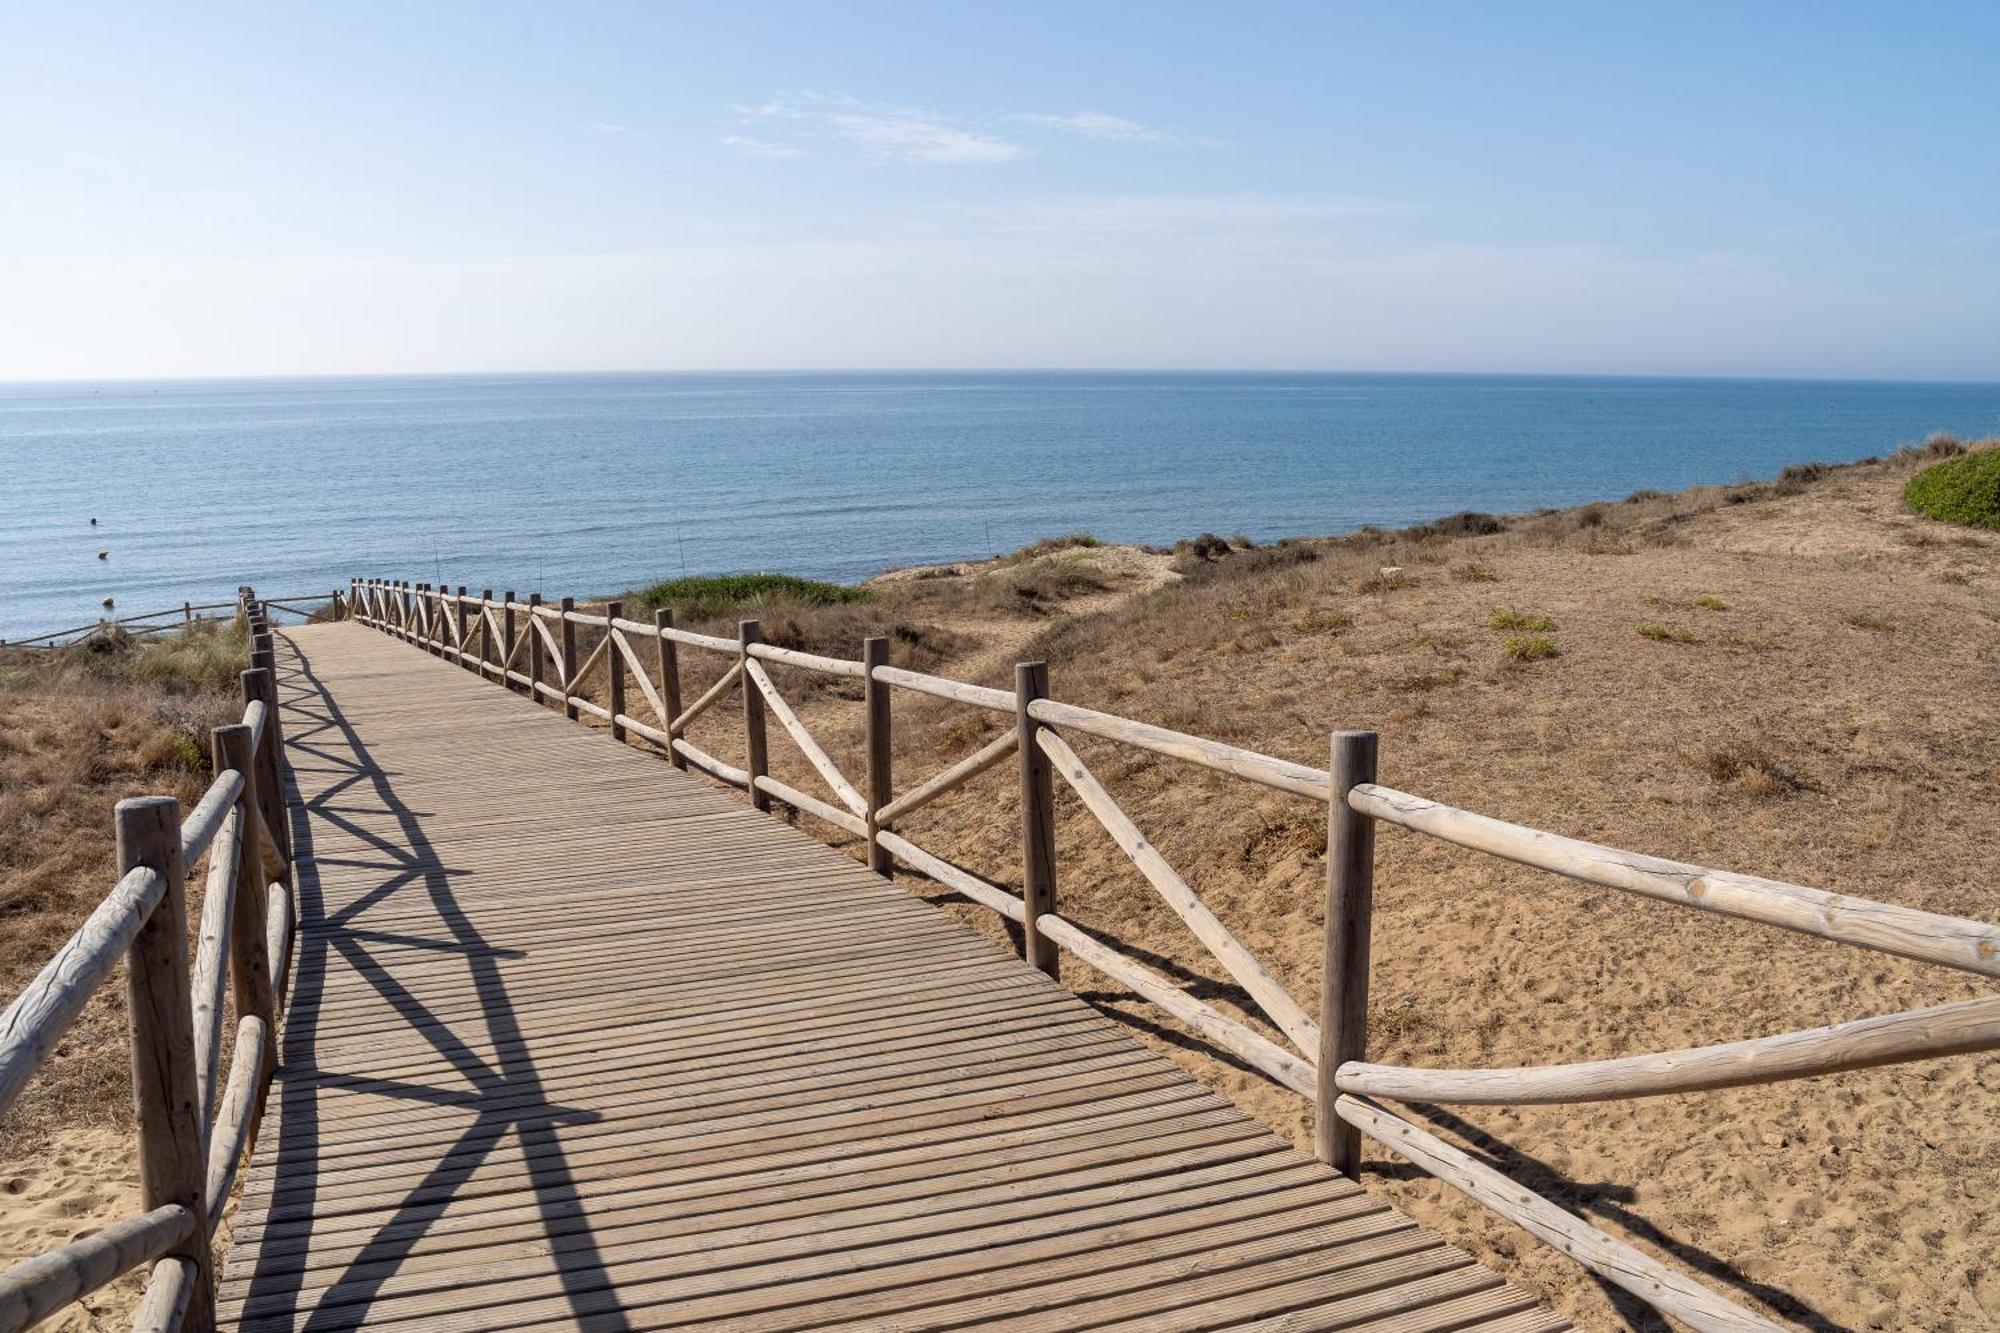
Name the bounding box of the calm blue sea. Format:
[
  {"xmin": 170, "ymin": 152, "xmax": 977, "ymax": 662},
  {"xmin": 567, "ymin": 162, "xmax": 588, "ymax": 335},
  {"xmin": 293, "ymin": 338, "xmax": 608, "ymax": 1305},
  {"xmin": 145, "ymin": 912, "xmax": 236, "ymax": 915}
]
[{"xmin": 2, "ymin": 371, "xmax": 1996, "ymax": 641}]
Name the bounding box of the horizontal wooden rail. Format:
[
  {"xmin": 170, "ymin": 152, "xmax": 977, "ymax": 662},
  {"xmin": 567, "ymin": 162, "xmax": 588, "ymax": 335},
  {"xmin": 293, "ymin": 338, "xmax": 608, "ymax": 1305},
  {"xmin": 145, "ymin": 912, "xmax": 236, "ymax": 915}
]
[
  {"xmin": 749, "ymin": 641, "xmax": 868, "ymax": 679},
  {"xmin": 0, "ymin": 866, "xmax": 165, "ymax": 1115},
  {"xmin": 1338, "ymin": 993, "xmax": 2000, "ymax": 1104},
  {"xmin": 1028, "ymin": 696, "xmax": 1330, "ymax": 799},
  {"xmin": 0, "ymin": 1204, "xmax": 193, "ymax": 1332},
  {"xmin": 869, "ymin": 663, "xmax": 1015, "ymax": 713},
  {"xmin": 203, "ymin": 1015, "xmax": 268, "ymax": 1227},
  {"xmin": 177, "ymin": 770, "xmax": 243, "ymax": 882},
  {"xmin": 132, "ymin": 1257, "xmax": 195, "ymax": 1333},
  {"xmin": 1350, "ymin": 783, "xmax": 2000, "ymax": 978},
  {"xmin": 1336, "ymin": 1095, "xmax": 1783, "ymax": 1331},
  {"xmin": 190, "ymin": 807, "xmax": 240, "ymax": 1126}
]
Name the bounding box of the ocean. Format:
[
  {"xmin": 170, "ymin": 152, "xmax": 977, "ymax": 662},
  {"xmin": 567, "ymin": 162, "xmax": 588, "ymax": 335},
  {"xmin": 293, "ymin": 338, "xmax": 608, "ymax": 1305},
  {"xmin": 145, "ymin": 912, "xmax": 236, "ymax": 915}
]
[{"xmin": 2, "ymin": 370, "xmax": 1995, "ymax": 641}]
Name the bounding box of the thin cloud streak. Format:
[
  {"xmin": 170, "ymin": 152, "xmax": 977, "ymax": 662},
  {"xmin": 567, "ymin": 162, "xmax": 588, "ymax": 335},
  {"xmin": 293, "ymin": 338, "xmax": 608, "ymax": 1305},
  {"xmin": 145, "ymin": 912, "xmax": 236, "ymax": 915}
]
[{"xmin": 733, "ymin": 93, "xmax": 1021, "ymax": 164}]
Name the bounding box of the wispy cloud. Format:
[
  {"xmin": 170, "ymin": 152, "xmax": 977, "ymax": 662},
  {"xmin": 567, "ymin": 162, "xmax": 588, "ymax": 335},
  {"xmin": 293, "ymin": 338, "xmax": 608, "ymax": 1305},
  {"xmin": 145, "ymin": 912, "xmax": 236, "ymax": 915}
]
[
  {"xmin": 734, "ymin": 94, "xmax": 1020, "ymax": 165},
  {"xmin": 586, "ymin": 122, "xmax": 627, "ymax": 136},
  {"xmin": 722, "ymin": 134, "xmax": 806, "ymax": 160},
  {"xmin": 1011, "ymin": 112, "xmax": 1177, "ymax": 144}
]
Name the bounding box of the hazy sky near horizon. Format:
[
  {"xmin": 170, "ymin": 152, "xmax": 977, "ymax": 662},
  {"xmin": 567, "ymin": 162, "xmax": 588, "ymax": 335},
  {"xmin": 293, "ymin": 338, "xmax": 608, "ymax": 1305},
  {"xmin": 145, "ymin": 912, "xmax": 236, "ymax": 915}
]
[{"xmin": 3, "ymin": 2, "xmax": 1997, "ymax": 382}]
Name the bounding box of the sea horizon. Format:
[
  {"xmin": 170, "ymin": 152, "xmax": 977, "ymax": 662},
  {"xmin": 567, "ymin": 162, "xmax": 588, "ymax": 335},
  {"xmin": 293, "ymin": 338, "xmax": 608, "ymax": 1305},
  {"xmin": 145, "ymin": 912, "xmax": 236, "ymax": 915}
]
[{"xmin": 5, "ymin": 368, "xmax": 1996, "ymax": 640}]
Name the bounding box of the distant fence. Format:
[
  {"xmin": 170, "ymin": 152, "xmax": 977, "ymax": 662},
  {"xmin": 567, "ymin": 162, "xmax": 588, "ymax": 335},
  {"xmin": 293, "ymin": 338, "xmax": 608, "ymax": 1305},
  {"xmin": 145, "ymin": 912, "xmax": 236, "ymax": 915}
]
[
  {"xmin": 3, "ymin": 593, "xmax": 340, "ymax": 651},
  {"xmin": 348, "ymin": 576, "xmax": 1992, "ymax": 1329},
  {"xmin": 0, "ymin": 592, "xmax": 296, "ymax": 1333}
]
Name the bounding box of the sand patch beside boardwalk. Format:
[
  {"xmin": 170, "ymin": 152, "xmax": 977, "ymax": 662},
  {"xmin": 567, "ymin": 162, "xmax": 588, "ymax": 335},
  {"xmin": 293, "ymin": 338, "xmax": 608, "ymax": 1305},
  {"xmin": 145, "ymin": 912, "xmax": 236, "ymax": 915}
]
[{"xmin": 0, "ymin": 1130, "xmax": 143, "ymax": 1331}]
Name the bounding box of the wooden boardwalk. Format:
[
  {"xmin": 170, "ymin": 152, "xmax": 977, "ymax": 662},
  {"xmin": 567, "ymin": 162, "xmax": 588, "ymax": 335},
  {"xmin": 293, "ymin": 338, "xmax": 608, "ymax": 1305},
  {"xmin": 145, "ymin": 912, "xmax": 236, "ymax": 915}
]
[{"xmin": 216, "ymin": 622, "xmax": 1565, "ymax": 1333}]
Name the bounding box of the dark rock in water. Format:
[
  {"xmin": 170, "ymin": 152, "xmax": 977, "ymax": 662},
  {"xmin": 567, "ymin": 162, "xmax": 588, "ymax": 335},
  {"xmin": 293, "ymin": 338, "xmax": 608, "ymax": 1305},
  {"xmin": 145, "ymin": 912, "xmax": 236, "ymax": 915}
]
[
  {"xmin": 102, "ymin": 596, "xmax": 115, "ymax": 608},
  {"xmin": 98, "ymin": 550, "xmax": 108, "ymax": 559}
]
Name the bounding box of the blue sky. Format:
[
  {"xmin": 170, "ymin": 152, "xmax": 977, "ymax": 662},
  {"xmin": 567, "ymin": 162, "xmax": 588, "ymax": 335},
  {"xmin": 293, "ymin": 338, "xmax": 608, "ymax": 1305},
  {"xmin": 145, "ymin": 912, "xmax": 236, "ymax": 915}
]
[{"xmin": 2, "ymin": 2, "xmax": 1996, "ymax": 380}]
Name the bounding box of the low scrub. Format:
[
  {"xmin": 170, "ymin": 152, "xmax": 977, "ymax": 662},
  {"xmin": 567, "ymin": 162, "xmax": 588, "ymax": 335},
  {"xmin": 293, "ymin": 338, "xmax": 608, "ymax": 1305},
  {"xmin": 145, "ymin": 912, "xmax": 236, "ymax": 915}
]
[
  {"xmin": 1635, "ymin": 623, "xmax": 1695, "ymax": 644},
  {"xmin": 1004, "ymin": 532, "xmax": 1103, "ymax": 564},
  {"xmin": 626, "ymin": 572, "xmax": 872, "ymax": 620},
  {"xmin": 1903, "ymin": 446, "xmax": 2000, "ymax": 532},
  {"xmin": 1487, "ymin": 610, "xmax": 1554, "ymax": 633},
  {"xmin": 1501, "ymin": 634, "xmax": 1560, "ymax": 662}
]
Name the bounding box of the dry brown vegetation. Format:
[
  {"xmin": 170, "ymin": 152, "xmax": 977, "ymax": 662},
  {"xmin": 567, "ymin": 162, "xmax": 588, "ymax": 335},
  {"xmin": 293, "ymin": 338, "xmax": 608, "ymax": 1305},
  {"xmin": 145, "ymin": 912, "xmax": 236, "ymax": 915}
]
[
  {"xmin": 0, "ymin": 620, "xmax": 247, "ymax": 1328},
  {"xmin": 638, "ymin": 443, "xmax": 1999, "ymax": 1331}
]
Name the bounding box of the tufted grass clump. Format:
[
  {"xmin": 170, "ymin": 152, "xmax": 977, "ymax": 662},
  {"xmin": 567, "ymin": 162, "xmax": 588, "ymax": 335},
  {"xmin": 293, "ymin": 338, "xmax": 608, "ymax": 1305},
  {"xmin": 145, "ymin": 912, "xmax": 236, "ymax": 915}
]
[
  {"xmin": 1501, "ymin": 634, "xmax": 1560, "ymax": 662},
  {"xmin": 1488, "ymin": 609, "xmax": 1555, "ymax": 632},
  {"xmin": 1903, "ymin": 446, "xmax": 2000, "ymax": 532}
]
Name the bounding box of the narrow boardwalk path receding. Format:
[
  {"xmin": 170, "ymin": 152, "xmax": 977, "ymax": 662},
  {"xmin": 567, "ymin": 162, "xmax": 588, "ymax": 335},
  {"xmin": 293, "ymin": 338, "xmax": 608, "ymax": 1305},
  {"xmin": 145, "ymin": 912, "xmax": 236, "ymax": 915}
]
[{"xmin": 217, "ymin": 622, "xmax": 1566, "ymax": 1332}]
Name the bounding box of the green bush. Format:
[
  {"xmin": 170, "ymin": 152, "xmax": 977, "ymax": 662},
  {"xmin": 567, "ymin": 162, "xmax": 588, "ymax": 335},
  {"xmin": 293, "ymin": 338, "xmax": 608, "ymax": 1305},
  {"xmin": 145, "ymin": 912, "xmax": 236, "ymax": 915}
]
[
  {"xmin": 1487, "ymin": 609, "xmax": 1554, "ymax": 632},
  {"xmin": 626, "ymin": 573, "xmax": 872, "ymax": 620},
  {"xmin": 1904, "ymin": 448, "xmax": 2000, "ymax": 532},
  {"xmin": 1501, "ymin": 635, "xmax": 1560, "ymax": 662}
]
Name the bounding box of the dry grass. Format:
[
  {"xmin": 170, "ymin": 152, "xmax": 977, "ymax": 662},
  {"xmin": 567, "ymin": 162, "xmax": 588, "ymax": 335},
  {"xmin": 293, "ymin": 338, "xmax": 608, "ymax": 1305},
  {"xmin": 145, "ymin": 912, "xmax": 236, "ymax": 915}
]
[
  {"xmin": 0, "ymin": 623, "xmax": 250, "ymax": 1325},
  {"xmin": 0, "ymin": 620, "xmax": 247, "ymax": 1144}
]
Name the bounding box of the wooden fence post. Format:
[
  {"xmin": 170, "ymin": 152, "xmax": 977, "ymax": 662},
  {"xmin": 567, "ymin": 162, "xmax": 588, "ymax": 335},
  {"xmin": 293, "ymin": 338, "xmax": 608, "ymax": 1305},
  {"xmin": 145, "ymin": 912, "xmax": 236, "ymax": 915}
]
[
  {"xmin": 656, "ymin": 608, "xmax": 685, "ymax": 769},
  {"xmin": 456, "ymin": 587, "xmax": 471, "ymax": 667},
  {"xmin": 1015, "ymin": 661, "xmax": 1059, "ymax": 979},
  {"xmin": 117, "ymin": 796, "xmax": 216, "ymax": 1332},
  {"xmin": 863, "ymin": 637, "xmax": 893, "ymax": 875},
  {"xmin": 528, "ymin": 594, "xmax": 545, "ymax": 704},
  {"xmin": 479, "ymin": 589, "xmax": 494, "ymax": 676},
  {"xmin": 502, "ymin": 592, "xmax": 517, "ymax": 692},
  {"xmin": 183, "ymin": 601, "xmax": 193, "ymax": 626},
  {"xmin": 559, "ymin": 597, "xmax": 579, "ymax": 719},
  {"xmin": 740, "ymin": 619, "xmax": 769, "ymax": 810},
  {"xmin": 241, "ymin": 668, "xmax": 290, "ymax": 858},
  {"xmin": 213, "ymin": 725, "xmax": 278, "ymax": 1080},
  {"xmin": 606, "ymin": 600, "xmax": 626, "ymax": 742},
  {"xmin": 1318, "ymin": 729, "xmax": 1378, "ymax": 1175}
]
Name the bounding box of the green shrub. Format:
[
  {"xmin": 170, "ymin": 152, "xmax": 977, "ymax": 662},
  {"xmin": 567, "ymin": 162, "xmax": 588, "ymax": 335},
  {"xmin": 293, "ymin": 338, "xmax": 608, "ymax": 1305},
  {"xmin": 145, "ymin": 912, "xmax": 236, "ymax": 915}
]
[
  {"xmin": 1903, "ymin": 448, "xmax": 2000, "ymax": 532},
  {"xmin": 1502, "ymin": 635, "xmax": 1560, "ymax": 662},
  {"xmin": 1487, "ymin": 610, "xmax": 1554, "ymax": 632},
  {"xmin": 1635, "ymin": 623, "xmax": 1694, "ymax": 644},
  {"xmin": 1694, "ymin": 596, "xmax": 1728, "ymax": 611},
  {"xmin": 626, "ymin": 573, "xmax": 872, "ymax": 620}
]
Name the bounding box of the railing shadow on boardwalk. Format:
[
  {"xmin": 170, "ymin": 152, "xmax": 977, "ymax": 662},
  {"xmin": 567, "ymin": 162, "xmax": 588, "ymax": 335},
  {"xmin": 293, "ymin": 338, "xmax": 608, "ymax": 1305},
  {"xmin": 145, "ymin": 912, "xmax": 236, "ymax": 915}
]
[{"xmin": 246, "ymin": 635, "xmax": 633, "ymax": 1331}]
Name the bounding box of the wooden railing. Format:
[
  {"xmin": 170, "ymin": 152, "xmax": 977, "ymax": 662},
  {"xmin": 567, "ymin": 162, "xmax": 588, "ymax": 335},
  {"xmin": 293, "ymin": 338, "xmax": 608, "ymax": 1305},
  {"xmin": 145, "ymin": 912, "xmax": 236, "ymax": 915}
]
[
  {"xmin": 0, "ymin": 592, "xmax": 296, "ymax": 1333},
  {"xmin": 349, "ymin": 576, "xmax": 2000, "ymax": 1333},
  {"xmin": 3, "ymin": 593, "xmax": 342, "ymax": 650}
]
